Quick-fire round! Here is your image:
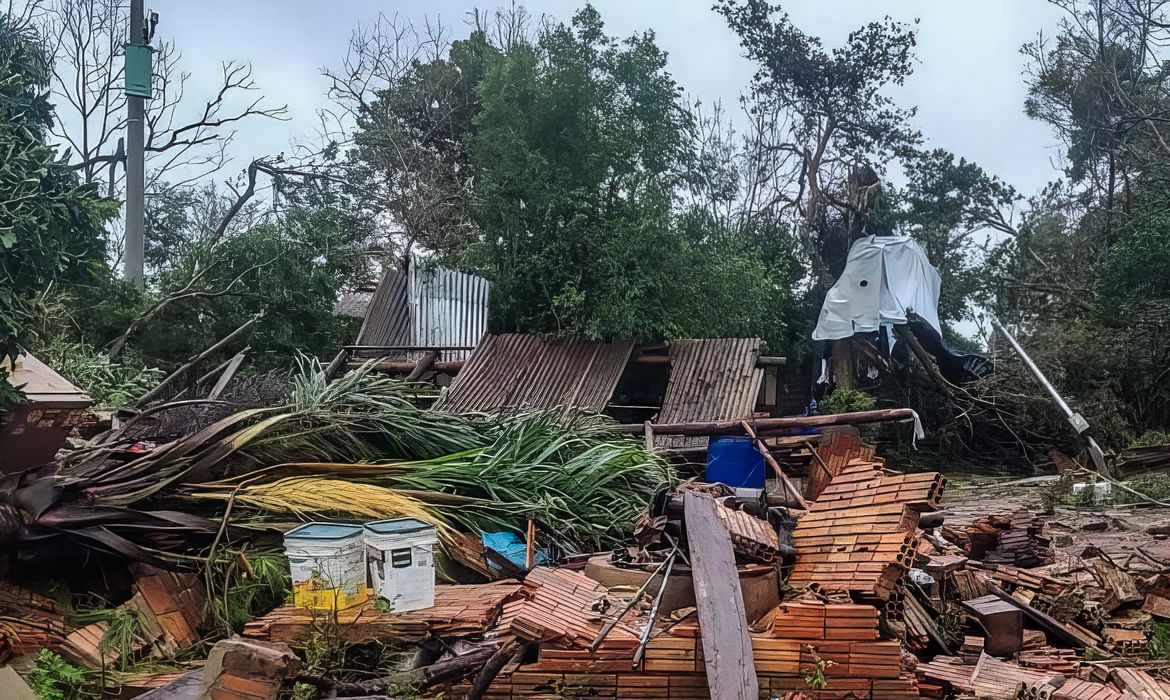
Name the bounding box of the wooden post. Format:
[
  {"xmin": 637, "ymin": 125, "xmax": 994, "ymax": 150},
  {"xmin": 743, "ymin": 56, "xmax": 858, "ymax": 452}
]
[
  {"xmin": 741, "ymin": 420, "xmax": 808, "ymax": 510},
  {"xmin": 207, "ymin": 351, "xmax": 247, "ymax": 400},
  {"xmin": 524, "ymin": 519, "xmax": 536, "ymax": 570}
]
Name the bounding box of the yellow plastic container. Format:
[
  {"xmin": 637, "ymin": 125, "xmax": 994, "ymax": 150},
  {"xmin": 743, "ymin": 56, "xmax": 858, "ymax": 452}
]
[{"xmin": 284, "ymin": 522, "xmax": 370, "ymax": 612}]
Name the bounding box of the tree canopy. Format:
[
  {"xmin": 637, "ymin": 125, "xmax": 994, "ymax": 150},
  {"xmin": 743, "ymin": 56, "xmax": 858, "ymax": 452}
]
[{"xmin": 0, "ymin": 12, "xmax": 113, "ymax": 407}]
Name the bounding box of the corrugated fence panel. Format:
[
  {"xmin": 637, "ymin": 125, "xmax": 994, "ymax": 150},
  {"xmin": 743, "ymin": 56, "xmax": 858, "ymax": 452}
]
[
  {"xmin": 437, "ymin": 334, "xmax": 633, "ymax": 414},
  {"xmin": 655, "ymin": 338, "xmax": 764, "ymax": 449},
  {"xmin": 410, "ymin": 262, "xmax": 491, "ymax": 361}
]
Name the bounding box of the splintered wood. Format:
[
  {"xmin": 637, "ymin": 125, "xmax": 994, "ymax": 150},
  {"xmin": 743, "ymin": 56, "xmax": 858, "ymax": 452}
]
[
  {"xmin": 58, "ymin": 565, "xmax": 207, "ymax": 669},
  {"xmin": 788, "ymin": 461, "xmax": 944, "ymax": 600}
]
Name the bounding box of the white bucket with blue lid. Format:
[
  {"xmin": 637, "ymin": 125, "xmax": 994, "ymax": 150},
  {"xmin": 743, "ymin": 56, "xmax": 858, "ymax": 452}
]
[{"xmin": 363, "ymin": 518, "xmax": 437, "ymax": 613}]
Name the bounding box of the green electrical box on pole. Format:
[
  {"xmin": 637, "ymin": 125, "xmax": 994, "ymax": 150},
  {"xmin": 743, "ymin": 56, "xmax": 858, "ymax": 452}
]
[{"xmin": 124, "ymin": 43, "xmax": 153, "ymax": 99}]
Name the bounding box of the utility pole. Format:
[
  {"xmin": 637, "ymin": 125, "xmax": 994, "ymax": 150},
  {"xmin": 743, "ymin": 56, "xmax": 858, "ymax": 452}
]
[{"xmin": 123, "ymin": 0, "xmax": 146, "ymax": 288}]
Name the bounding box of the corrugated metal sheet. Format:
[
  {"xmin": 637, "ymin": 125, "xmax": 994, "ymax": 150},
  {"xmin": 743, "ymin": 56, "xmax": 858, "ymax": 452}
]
[
  {"xmin": 655, "ymin": 338, "xmax": 764, "ymax": 449},
  {"xmin": 411, "ymin": 262, "xmax": 491, "ymax": 360},
  {"xmin": 355, "ymin": 267, "xmax": 411, "ymax": 347},
  {"xmin": 436, "ymin": 334, "xmax": 633, "ymax": 414},
  {"xmin": 355, "ymin": 258, "xmax": 490, "ymax": 361}
]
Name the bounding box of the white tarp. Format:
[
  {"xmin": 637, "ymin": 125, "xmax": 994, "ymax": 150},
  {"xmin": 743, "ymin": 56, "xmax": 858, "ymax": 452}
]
[{"xmin": 812, "ymin": 236, "xmax": 942, "ymax": 341}]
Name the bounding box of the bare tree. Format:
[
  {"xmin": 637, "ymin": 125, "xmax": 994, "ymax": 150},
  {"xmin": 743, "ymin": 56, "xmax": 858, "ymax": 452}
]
[
  {"xmin": 320, "ymin": 7, "xmax": 535, "ymax": 269},
  {"xmin": 39, "ymin": 0, "xmax": 288, "ymax": 199}
]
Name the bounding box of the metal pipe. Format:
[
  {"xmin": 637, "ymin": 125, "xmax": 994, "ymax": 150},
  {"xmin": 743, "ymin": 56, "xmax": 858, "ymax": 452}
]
[
  {"xmin": 632, "ymin": 551, "xmax": 677, "ymax": 667},
  {"xmin": 990, "ymin": 316, "xmax": 1087, "ymax": 434}
]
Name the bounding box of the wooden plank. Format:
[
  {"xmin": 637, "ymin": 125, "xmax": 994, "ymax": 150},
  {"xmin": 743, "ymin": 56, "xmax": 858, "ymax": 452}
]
[{"xmin": 683, "ymin": 490, "xmax": 759, "ymax": 700}]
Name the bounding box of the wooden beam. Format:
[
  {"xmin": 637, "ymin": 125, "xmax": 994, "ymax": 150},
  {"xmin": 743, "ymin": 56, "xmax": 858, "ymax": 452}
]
[
  {"xmin": 619, "ymin": 408, "xmax": 917, "ymax": 436},
  {"xmin": 684, "ymin": 490, "xmax": 759, "ymax": 700},
  {"xmin": 524, "ymin": 519, "xmax": 536, "ymax": 570},
  {"xmin": 741, "ymin": 420, "xmax": 807, "ymax": 510},
  {"xmin": 133, "ymin": 315, "xmax": 258, "ymax": 407}
]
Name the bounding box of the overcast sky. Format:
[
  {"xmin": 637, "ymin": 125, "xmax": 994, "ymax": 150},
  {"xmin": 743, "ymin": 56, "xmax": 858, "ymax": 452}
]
[{"xmin": 153, "ymin": 0, "xmax": 1067, "ymax": 202}]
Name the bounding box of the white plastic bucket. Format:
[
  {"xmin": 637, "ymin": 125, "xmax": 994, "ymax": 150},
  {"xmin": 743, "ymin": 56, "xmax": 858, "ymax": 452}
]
[
  {"xmin": 283, "ymin": 522, "xmax": 368, "ymax": 610},
  {"xmin": 364, "ymin": 518, "xmax": 437, "ymax": 613}
]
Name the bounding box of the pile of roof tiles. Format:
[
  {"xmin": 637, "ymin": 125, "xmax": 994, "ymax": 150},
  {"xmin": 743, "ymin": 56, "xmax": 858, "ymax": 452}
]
[
  {"xmin": 16, "ymin": 428, "xmax": 1170, "ymax": 700},
  {"xmin": 460, "ymin": 570, "xmax": 919, "ymax": 700},
  {"xmin": 243, "ymin": 580, "xmax": 522, "ymax": 645}
]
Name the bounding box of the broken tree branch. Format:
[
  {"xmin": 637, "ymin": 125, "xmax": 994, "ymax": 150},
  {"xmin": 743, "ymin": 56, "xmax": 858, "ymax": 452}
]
[{"xmin": 132, "ymin": 314, "xmax": 260, "ymax": 407}]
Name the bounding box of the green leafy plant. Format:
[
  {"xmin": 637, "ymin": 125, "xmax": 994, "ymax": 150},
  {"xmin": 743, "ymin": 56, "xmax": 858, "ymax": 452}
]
[
  {"xmin": 38, "ymin": 339, "xmax": 162, "ymax": 407},
  {"xmin": 803, "ymin": 645, "xmax": 834, "ymax": 690},
  {"xmin": 1150, "ymin": 622, "xmax": 1170, "ymax": 660},
  {"xmin": 820, "ymin": 387, "xmax": 877, "ymax": 415},
  {"xmin": 210, "ymin": 550, "xmax": 291, "ymax": 634},
  {"xmin": 1132, "ymin": 430, "xmax": 1170, "ymax": 448},
  {"xmin": 97, "ymin": 608, "xmax": 141, "ymax": 671},
  {"xmin": 27, "ymin": 650, "xmax": 88, "ymax": 700}
]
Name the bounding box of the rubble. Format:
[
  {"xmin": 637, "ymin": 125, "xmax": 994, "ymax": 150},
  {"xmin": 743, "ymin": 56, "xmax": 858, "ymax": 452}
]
[
  {"xmin": 8, "ymin": 354, "xmax": 1170, "ymax": 700},
  {"xmin": 199, "ymin": 637, "xmax": 300, "ymax": 700}
]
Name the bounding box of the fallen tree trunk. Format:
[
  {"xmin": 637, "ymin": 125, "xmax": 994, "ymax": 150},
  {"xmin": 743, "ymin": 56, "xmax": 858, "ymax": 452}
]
[
  {"xmin": 465, "ymin": 639, "xmax": 528, "ymax": 700},
  {"xmin": 297, "ymin": 645, "xmax": 497, "ymax": 696},
  {"xmin": 616, "ymin": 408, "xmax": 918, "ymax": 436}
]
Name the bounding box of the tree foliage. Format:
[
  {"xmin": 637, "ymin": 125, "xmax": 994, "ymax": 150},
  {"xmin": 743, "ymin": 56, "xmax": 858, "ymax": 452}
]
[
  {"xmin": 0, "ymin": 11, "xmax": 113, "ymax": 407},
  {"xmin": 342, "ymin": 6, "xmax": 798, "ymax": 346},
  {"xmin": 977, "ymin": 0, "xmax": 1170, "ymax": 449}
]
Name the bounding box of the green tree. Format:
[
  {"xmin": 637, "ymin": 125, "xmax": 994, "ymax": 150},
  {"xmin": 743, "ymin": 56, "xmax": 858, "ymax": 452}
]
[
  {"xmin": 716, "ymin": 0, "xmax": 921, "ymax": 278},
  {"xmin": 464, "ymin": 7, "xmax": 697, "ymax": 339},
  {"xmin": 896, "ymin": 149, "xmax": 1018, "ymax": 323},
  {"xmin": 0, "ymin": 11, "xmax": 113, "ymax": 407}
]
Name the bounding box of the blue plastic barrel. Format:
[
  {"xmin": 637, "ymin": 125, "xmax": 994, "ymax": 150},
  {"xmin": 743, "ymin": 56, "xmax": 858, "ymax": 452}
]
[{"xmin": 705, "ymin": 436, "xmax": 766, "ymax": 489}]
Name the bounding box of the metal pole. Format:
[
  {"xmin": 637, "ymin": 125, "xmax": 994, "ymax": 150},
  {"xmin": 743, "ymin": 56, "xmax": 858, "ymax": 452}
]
[
  {"xmin": 123, "ymin": 0, "xmax": 145, "ymax": 288},
  {"xmin": 991, "ymin": 316, "xmax": 1107, "ymax": 474},
  {"xmin": 989, "ymin": 316, "xmax": 1086, "ymax": 433}
]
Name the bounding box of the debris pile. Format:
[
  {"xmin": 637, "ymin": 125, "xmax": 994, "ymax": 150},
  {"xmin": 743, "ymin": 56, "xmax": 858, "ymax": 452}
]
[{"xmin": 6, "ymin": 358, "xmax": 1170, "ymax": 699}]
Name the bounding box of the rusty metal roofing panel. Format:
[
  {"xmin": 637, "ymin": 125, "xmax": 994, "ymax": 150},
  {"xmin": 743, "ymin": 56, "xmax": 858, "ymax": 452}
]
[
  {"xmin": 655, "ymin": 338, "xmax": 764, "ymax": 448},
  {"xmin": 355, "ymin": 260, "xmax": 490, "ymax": 361},
  {"xmin": 436, "ymin": 334, "xmax": 633, "ymax": 414},
  {"xmin": 355, "ymin": 267, "xmax": 410, "ymax": 347}
]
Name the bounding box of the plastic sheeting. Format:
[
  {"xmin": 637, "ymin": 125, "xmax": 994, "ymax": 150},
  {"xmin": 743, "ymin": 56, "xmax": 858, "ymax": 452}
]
[{"xmin": 812, "ymin": 236, "xmax": 942, "ymax": 341}]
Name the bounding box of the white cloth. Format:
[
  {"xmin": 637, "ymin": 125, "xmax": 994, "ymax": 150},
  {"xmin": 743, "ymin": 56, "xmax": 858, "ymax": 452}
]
[{"xmin": 812, "ymin": 236, "xmax": 942, "ymax": 341}]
